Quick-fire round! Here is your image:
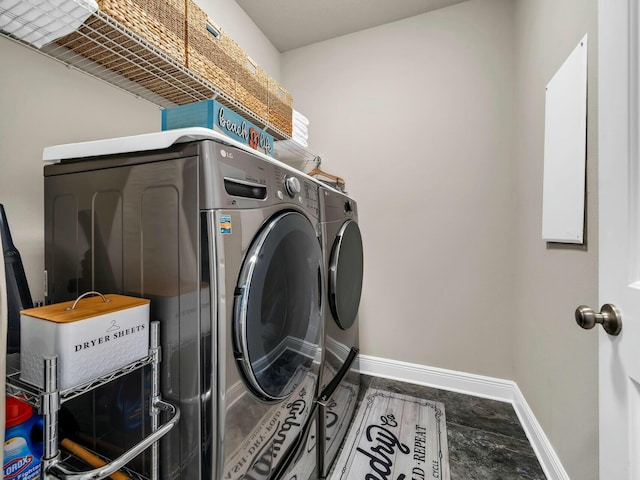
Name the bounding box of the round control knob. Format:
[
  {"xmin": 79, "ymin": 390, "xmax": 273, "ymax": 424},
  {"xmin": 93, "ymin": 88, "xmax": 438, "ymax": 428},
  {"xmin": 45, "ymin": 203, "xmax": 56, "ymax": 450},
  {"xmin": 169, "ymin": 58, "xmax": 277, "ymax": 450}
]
[{"xmin": 284, "ymin": 176, "xmax": 301, "ymax": 197}]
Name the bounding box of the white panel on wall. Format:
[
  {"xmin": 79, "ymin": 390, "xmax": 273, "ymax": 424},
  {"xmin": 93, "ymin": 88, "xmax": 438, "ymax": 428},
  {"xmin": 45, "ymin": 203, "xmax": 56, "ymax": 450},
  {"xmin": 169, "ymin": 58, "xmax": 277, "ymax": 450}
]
[{"xmin": 541, "ymin": 34, "xmax": 588, "ymax": 244}]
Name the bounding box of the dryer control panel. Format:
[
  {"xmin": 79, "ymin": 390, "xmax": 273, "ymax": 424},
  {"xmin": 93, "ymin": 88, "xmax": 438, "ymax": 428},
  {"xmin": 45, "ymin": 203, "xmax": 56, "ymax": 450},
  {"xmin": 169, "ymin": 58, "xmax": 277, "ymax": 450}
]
[{"xmin": 274, "ymin": 165, "xmax": 320, "ymax": 218}]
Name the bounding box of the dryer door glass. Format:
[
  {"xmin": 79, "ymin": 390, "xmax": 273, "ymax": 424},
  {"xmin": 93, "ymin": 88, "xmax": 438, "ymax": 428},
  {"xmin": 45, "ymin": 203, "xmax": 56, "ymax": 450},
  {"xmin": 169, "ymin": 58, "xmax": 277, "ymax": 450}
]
[
  {"xmin": 235, "ymin": 211, "xmax": 323, "ymax": 401},
  {"xmin": 329, "ymin": 219, "xmax": 364, "ymax": 330}
]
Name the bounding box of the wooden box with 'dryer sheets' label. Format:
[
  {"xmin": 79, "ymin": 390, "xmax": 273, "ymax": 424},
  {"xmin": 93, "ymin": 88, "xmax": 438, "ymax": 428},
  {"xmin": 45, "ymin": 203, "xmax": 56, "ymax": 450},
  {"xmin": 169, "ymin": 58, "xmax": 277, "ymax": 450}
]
[{"xmin": 20, "ymin": 293, "xmax": 150, "ymax": 390}]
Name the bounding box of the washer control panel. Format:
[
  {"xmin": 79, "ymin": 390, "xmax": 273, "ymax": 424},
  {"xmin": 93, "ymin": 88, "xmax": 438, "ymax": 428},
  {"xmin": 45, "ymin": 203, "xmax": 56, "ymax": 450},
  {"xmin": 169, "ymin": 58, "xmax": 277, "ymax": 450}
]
[
  {"xmin": 209, "ymin": 140, "xmax": 320, "ymax": 217},
  {"xmin": 304, "ymin": 181, "xmax": 319, "ymax": 217}
]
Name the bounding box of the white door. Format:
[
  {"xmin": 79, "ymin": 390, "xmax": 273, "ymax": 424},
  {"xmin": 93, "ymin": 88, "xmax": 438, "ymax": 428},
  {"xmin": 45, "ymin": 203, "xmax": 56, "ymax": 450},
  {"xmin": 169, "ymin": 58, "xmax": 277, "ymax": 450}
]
[{"xmin": 599, "ymin": 0, "xmax": 640, "ymax": 478}]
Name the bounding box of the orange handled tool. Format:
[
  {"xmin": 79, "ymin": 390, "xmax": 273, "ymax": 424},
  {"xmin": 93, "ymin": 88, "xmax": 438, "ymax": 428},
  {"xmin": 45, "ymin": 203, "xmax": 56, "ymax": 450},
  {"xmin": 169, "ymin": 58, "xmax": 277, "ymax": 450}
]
[{"xmin": 60, "ymin": 438, "xmax": 132, "ymax": 480}]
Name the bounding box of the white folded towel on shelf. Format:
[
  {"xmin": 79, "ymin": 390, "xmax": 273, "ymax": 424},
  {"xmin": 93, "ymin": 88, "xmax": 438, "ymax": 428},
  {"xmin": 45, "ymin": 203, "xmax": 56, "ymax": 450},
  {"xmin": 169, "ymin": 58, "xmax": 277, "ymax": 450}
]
[
  {"xmin": 291, "ymin": 109, "xmax": 310, "ymax": 148},
  {"xmin": 293, "ymin": 122, "xmax": 308, "ymax": 139},
  {"xmin": 293, "ymin": 109, "xmax": 310, "ymax": 126},
  {"xmin": 0, "ymin": 0, "xmax": 97, "ymax": 48},
  {"xmin": 291, "ymin": 134, "xmax": 308, "ymax": 148}
]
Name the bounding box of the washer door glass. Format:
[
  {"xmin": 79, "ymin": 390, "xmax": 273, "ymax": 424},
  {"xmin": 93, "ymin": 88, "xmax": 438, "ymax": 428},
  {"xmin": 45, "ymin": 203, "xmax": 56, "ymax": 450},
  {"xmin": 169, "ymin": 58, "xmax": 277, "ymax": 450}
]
[
  {"xmin": 234, "ymin": 211, "xmax": 323, "ymax": 401},
  {"xmin": 329, "ymin": 219, "xmax": 364, "ymax": 330}
]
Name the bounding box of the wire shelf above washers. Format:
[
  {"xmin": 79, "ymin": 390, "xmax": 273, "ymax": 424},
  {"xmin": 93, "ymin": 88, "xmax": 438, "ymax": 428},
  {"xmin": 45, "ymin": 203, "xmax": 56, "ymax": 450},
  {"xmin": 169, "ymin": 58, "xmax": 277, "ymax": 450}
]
[{"xmin": 0, "ymin": 0, "xmax": 290, "ymax": 140}]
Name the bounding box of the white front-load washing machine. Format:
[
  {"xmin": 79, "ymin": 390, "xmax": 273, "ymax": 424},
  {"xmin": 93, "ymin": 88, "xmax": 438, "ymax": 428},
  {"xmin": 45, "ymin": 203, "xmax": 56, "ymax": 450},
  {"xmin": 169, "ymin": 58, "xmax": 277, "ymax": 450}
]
[{"xmin": 43, "ymin": 128, "xmax": 324, "ymax": 480}]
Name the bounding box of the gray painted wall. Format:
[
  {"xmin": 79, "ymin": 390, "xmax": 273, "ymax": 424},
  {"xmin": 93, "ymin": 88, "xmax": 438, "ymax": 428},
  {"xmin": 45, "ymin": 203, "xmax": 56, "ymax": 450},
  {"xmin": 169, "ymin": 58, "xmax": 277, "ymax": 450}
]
[
  {"xmin": 282, "ymin": 0, "xmax": 517, "ymax": 384},
  {"xmin": 513, "ymin": 1, "xmax": 598, "ymax": 478}
]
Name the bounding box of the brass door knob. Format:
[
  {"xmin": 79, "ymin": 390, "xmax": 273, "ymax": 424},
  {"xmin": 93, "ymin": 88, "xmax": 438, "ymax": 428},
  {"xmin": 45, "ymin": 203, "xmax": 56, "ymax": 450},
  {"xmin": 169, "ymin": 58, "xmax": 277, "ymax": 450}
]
[{"xmin": 575, "ymin": 304, "xmax": 622, "ymax": 336}]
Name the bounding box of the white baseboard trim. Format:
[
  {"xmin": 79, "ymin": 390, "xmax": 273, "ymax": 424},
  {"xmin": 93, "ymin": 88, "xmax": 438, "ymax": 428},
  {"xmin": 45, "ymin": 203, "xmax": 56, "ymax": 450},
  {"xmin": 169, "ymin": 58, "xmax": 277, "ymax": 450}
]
[{"xmin": 358, "ymin": 354, "xmax": 570, "ymax": 480}]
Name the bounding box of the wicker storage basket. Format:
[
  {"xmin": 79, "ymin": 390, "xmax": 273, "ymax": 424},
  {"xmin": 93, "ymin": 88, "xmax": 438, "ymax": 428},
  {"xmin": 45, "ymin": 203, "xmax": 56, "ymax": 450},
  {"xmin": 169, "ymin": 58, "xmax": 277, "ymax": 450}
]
[
  {"xmin": 186, "ymin": 1, "xmax": 268, "ymax": 121},
  {"xmin": 268, "ymin": 78, "xmax": 293, "ymax": 136},
  {"xmin": 96, "ymin": 0, "xmax": 186, "ymax": 64},
  {"xmin": 186, "ymin": 1, "xmax": 237, "ymax": 99},
  {"xmin": 234, "ymin": 53, "xmax": 269, "ymax": 121}
]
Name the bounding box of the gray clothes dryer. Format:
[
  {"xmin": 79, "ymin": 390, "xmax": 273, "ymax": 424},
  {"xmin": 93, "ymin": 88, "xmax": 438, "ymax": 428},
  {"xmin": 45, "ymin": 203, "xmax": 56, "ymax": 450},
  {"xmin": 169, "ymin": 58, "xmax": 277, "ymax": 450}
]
[
  {"xmin": 316, "ymin": 186, "xmax": 363, "ymax": 478},
  {"xmin": 43, "ymin": 130, "xmax": 323, "ymax": 480}
]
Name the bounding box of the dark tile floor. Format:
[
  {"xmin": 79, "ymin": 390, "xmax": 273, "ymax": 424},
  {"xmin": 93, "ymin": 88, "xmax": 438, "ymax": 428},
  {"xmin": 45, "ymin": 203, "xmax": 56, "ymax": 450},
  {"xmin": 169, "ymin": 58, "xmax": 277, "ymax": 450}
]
[{"xmin": 356, "ymin": 375, "xmax": 547, "ymax": 480}]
